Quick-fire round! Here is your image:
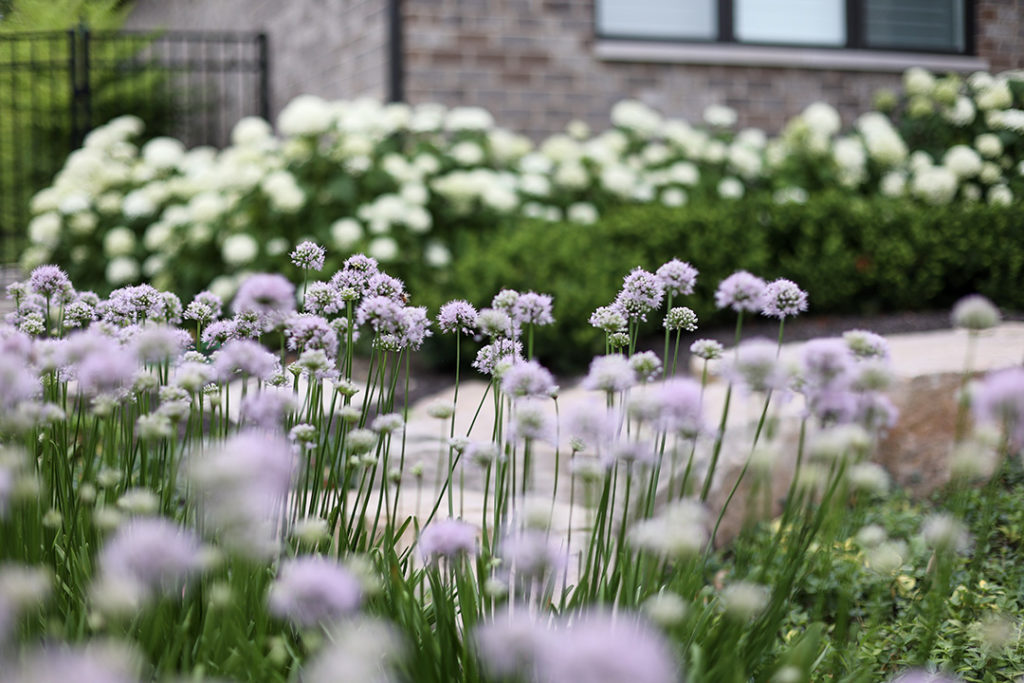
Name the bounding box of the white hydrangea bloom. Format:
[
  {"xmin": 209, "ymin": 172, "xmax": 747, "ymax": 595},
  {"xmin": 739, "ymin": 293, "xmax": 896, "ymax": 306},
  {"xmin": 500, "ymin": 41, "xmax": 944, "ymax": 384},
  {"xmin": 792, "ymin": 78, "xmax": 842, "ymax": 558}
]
[{"xmin": 277, "ymin": 94, "xmax": 334, "ymax": 136}]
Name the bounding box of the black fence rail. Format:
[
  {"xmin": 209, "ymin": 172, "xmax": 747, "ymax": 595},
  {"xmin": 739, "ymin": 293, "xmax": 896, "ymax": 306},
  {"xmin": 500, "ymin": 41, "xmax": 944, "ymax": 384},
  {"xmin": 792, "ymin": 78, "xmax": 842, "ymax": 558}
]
[{"xmin": 0, "ymin": 25, "xmax": 269, "ymax": 263}]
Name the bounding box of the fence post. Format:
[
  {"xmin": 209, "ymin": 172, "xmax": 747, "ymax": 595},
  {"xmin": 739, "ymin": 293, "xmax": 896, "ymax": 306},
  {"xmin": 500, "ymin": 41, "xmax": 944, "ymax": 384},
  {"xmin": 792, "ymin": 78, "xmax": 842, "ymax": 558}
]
[
  {"xmin": 257, "ymin": 32, "xmax": 270, "ymax": 122},
  {"xmin": 68, "ymin": 22, "xmax": 92, "ymax": 149}
]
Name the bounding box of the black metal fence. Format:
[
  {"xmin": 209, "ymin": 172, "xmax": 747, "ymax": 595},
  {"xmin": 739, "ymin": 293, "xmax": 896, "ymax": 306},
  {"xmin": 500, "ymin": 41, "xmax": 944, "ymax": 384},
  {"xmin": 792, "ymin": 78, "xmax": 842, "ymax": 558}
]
[{"xmin": 0, "ymin": 25, "xmax": 269, "ymax": 262}]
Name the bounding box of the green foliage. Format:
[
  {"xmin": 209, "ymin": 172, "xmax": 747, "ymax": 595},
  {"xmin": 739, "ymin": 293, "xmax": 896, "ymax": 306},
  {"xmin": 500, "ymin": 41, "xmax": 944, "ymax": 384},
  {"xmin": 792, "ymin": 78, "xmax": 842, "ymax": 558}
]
[{"xmin": 427, "ymin": 193, "xmax": 1024, "ymax": 370}]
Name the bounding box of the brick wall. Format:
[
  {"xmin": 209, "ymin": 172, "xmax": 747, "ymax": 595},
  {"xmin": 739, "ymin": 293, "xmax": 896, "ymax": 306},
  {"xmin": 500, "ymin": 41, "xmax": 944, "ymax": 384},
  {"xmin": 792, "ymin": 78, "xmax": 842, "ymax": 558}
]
[
  {"xmin": 404, "ymin": 0, "xmax": 1020, "ymax": 139},
  {"xmin": 126, "ymin": 0, "xmax": 388, "ymax": 124}
]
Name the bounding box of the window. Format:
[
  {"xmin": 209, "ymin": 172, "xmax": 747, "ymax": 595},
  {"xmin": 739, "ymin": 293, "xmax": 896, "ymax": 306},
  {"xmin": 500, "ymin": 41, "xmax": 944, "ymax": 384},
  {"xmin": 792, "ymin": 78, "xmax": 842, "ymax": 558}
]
[{"xmin": 596, "ymin": 0, "xmax": 971, "ymax": 54}]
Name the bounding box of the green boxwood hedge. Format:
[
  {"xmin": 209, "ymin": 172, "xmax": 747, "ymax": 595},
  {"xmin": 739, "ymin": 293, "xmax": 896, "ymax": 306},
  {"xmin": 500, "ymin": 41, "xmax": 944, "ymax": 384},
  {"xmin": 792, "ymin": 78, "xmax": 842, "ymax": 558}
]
[{"xmin": 409, "ymin": 192, "xmax": 1024, "ymax": 370}]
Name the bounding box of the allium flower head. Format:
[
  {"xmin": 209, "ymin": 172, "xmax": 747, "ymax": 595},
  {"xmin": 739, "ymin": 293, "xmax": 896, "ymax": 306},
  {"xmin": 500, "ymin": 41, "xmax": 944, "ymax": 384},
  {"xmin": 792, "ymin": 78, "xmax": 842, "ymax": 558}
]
[
  {"xmin": 233, "ymin": 274, "xmax": 296, "ymax": 327},
  {"xmin": 6, "ymin": 645, "xmax": 142, "ymax": 683},
  {"xmin": 473, "ymin": 338, "xmax": 522, "ymax": 376},
  {"xmin": 664, "ymin": 306, "xmax": 698, "ymax": 332},
  {"xmin": 952, "ymin": 294, "xmax": 1000, "ymax": 330},
  {"xmin": 268, "ymin": 556, "xmax": 362, "ymax": 626},
  {"xmin": 437, "ymin": 299, "xmax": 478, "ymax": 335},
  {"xmin": 419, "ymin": 518, "xmax": 477, "ymax": 560},
  {"xmin": 801, "ymin": 338, "xmax": 853, "ymax": 389},
  {"xmin": 132, "ymin": 324, "xmax": 190, "ymax": 364},
  {"xmin": 501, "ymin": 360, "xmax": 556, "ymax": 398},
  {"xmin": 499, "ymin": 528, "xmax": 566, "ymax": 578},
  {"xmin": 473, "ymin": 610, "xmax": 545, "ymax": 680},
  {"xmin": 715, "ymin": 271, "xmax": 767, "ymax": 313},
  {"xmin": 629, "ymin": 500, "xmax": 708, "ymax": 559},
  {"xmin": 366, "ymin": 272, "xmax": 406, "ymax": 301},
  {"xmin": 98, "ymin": 517, "xmax": 202, "ymax": 598},
  {"xmin": 303, "ymin": 281, "xmax": 344, "ymax": 316},
  {"xmin": 582, "ymin": 354, "xmax": 636, "ymax": 394},
  {"xmin": 511, "ymin": 398, "xmax": 555, "ymax": 443},
  {"xmin": 615, "ymin": 268, "xmax": 665, "ymax": 321},
  {"xmin": 395, "ymin": 305, "xmax": 432, "ymax": 350},
  {"xmin": 720, "ymin": 581, "xmax": 770, "ymax": 620},
  {"xmin": 28, "ymin": 265, "xmax": 72, "ymax": 299},
  {"xmin": 213, "ymin": 339, "xmax": 278, "ymax": 381},
  {"xmin": 843, "ymin": 329, "xmax": 889, "ymax": 360},
  {"xmin": 972, "ymin": 367, "xmax": 1024, "ymax": 448},
  {"xmin": 0, "ymin": 353, "xmax": 40, "ymax": 411},
  {"xmin": 491, "ymin": 288, "xmax": 520, "ymax": 311},
  {"xmin": 476, "ymin": 308, "xmax": 514, "ymax": 339},
  {"xmin": 187, "ymin": 291, "xmax": 223, "ymax": 321},
  {"xmin": 726, "ymin": 338, "xmax": 785, "ymax": 393},
  {"xmin": 655, "ymin": 259, "xmax": 698, "ymax": 297},
  {"xmin": 329, "ymin": 254, "xmax": 380, "ymax": 295},
  {"xmin": 760, "ymin": 279, "xmax": 808, "ymax": 319},
  {"xmin": 629, "ymin": 351, "xmax": 662, "ymax": 383},
  {"xmin": 690, "ymin": 338, "xmax": 723, "ymax": 360},
  {"xmin": 285, "ymin": 313, "xmax": 339, "ymax": 357},
  {"xmin": 371, "ymin": 412, "xmax": 405, "ymax": 433},
  {"xmin": 240, "ymin": 388, "xmax": 296, "ymax": 430},
  {"xmin": 76, "ymin": 346, "xmax": 137, "ymax": 398},
  {"xmin": 589, "ymin": 305, "xmax": 627, "ymax": 334},
  {"xmin": 512, "ymin": 291, "xmax": 555, "ymax": 326},
  {"xmin": 356, "ymin": 295, "xmax": 404, "ymax": 335},
  {"xmin": 201, "ymin": 319, "xmax": 236, "ymax": 346},
  {"xmin": 655, "ymin": 378, "xmax": 704, "ymax": 437},
  {"xmin": 290, "ymin": 240, "xmax": 327, "ymax": 271},
  {"xmin": 921, "ymin": 513, "xmax": 971, "ymax": 552}
]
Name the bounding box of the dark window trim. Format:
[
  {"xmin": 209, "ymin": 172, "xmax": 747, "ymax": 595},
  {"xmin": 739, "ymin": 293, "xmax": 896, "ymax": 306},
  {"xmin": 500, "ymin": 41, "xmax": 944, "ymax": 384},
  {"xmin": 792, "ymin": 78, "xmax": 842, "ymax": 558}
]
[{"xmin": 595, "ymin": 0, "xmax": 975, "ymax": 57}]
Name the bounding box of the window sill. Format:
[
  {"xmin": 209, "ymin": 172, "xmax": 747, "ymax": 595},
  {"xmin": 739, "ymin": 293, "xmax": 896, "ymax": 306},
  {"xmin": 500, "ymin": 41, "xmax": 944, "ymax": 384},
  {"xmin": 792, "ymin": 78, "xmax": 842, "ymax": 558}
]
[{"xmin": 594, "ymin": 40, "xmax": 990, "ymax": 73}]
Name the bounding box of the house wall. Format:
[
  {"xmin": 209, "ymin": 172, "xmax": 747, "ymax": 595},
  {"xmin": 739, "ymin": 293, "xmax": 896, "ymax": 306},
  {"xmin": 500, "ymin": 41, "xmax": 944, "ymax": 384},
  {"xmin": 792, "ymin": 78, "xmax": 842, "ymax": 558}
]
[
  {"xmin": 126, "ymin": 0, "xmax": 389, "ymax": 124},
  {"xmin": 403, "ymin": 0, "xmax": 1023, "ymax": 139}
]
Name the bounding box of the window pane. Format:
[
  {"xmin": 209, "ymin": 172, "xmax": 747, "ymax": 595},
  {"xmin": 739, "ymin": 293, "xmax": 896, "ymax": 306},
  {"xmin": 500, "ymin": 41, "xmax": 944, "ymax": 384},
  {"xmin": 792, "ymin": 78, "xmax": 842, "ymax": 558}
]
[
  {"xmin": 735, "ymin": 0, "xmax": 844, "ymax": 45},
  {"xmin": 865, "ymin": 0, "xmax": 965, "ymax": 52},
  {"xmin": 596, "ymin": 0, "xmax": 717, "ymax": 40}
]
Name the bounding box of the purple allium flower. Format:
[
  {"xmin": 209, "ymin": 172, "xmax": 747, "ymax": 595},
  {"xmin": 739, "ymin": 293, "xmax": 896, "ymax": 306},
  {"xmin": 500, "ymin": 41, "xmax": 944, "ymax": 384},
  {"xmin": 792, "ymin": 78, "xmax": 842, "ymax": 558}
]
[
  {"xmin": 0, "ymin": 353, "xmax": 39, "ymax": 411},
  {"xmin": 856, "ymin": 392, "xmax": 899, "ymax": 432},
  {"xmin": 476, "ymin": 308, "xmax": 515, "ymax": 339},
  {"xmin": 715, "ymin": 271, "xmax": 767, "ymax": 313},
  {"xmin": 501, "ymin": 360, "xmax": 556, "ymax": 398},
  {"xmin": 437, "ymin": 299, "xmax": 478, "ymax": 336},
  {"xmin": 566, "ymin": 402, "xmax": 617, "ymax": 453},
  {"xmin": 371, "ymin": 412, "xmax": 405, "ymax": 434},
  {"xmin": 63, "ymin": 299, "xmax": 96, "ymax": 329},
  {"xmin": 511, "ymin": 398, "xmax": 555, "ymax": 443},
  {"xmin": 7, "ymin": 645, "xmax": 141, "ymax": 683},
  {"xmin": 491, "ymin": 288, "xmax": 520, "ymax": 311},
  {"xmin": 98, "ymin": 517, "xmax": 202, "ymax": 597},
  {"xmin": 656, "ymin": 259, "xmax": 698, "ymax": 297},
  {"xmin": 952, "ymin": 294, "xmax": 1000, "ymax": 331},
  {"xmin": 615, "ymin": 268, "xmax": 665, "ymax": 321},
  {"xmin": 396, "ymin": 305, "xmax": 432, "ymax": 350},
  {"xmin": 232, "ymin": 274, "xmax": 296, "ymax": 325},
  {"xmin": 760, "ymin": 278, "xmax": 808, "ymax": 319},
  {"xmin": 419, "ymin": 518, "xmax": 477, "ymax": 560},
  {"xmin": 76, "ymin": 347, "xmax": 137, "ymax": 397},
  {"xmin": 512, "ymin": 291, "xmax": 555, "ymax": 326},
  {"xmin": 605, "ymin": 439, "xmax": 656, "ymax": 467},
  {"xmin": 589, "ymin": 305, "xmax": 627, "ymax": 334},
  {"xmin": 329, "ymin": 253, "xmax": 380, "ymax": 295},
  {"xmin": 160, "ymin": 292, "xmax": 183, "ymax": 325},
  {"xmin": 726, "ymin": 338, "xmax": 786, "ymax": 393},
  {"xmin": 290, "ymin": 240, "xmax": 326, "ymax": 271},
  {"xmin": 356, "ymin": 295, "xmax": 404, "ymax": 335},
  {"xmin": 132, "ymin": 324, "xmax": 191, "ymax": 364},
  {"xmin": 28, "ymin": 265, "xmax": 72, "ymax": 299},
  {"xmin": 582, "ymin": 354, "xmax": 636, "ymax": 394},
  {"xmin": 801, "ymin": 338, "xmax": 854, "ymax": 390},
  {"xmin": 655, "ymin": 378, "xmax": 704, "ymax": 438},
  {"xmin": 500, "ymin": 528, "xmax": 566, "ymax": 578},
  {"xmin": 473, "ymin": 611, "xmax": 545, "ymax": 680},
  {"xmin": 268, "ymin": 556, "xmax": 362, "ymax": 626},
  {"xmin": 240, "ymin": 388, "xmax": 296, "ymax": 430},
  {"xmin": 190, "ymin": 431, "xmax": 295, "ymax": 557},
  {"xmin": 189, "ymin": 291, "xmax": 224, "ymax": 321},
  {"xmin": 664, "ymin": 306, "xmax": 698, "ymax": 332},
  {"xmin": 106, "ymin": 284, "xmax": 166, "ymax": 324},
  {"xmin": 366, "ymin": 272, "xmax": 406, "ymax": 302},
  {"xmin": 538, "ymin": 611, "xmax": 679, "ymax": 683},
  {"xmin": 303, "ymin": 281, "xmax": 344, "ymax": 316},
  {"xmin": 213, "ymin": 339, "xmax": 278, "ymax": 381},
  {"xmin": 285, "ymin": 313, "xmax": 339, "ymax": 357},
  {"xmin": 201, "ymin": 319, "xmax": 237, "ymax": 346},
  {"xmin": 172, "ymin": 361, "xmax": 215, "ymax": 394},
  {"xmin": 843, "ymin": 329, "xmax": 889, "ymax": 360},
  {"xmin": 629, "ymin": 351, "xmax": 662, "ymax": 383},
  {"xmin": 473, "ymin": 338, "xmax": 523, "ymax": 376},
  {"xmin": 973, "ymin": 367, "xmax": 1024, "ymax": 448}
]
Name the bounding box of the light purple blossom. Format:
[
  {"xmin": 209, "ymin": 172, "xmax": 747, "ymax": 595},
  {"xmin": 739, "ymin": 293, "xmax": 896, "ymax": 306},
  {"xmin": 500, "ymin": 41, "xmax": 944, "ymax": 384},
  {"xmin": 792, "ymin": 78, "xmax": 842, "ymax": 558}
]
[
  {"xmin": 76, "ymin": 347, "xmax": 137, "ymax": 397},
  {"xmin": 285, "ymin": 313, "xmax": 339, "ymax": 357},
  {"xmin": 366, "ymin": 272, "xmax": 406, "ymax": 301},
  {"xmin": 232, "ymin": 274, "xmax": 296, "ymax": 326},
  {"xmin": 100, "ymin": 285, "xmax": 165, "ymax": 325},
  {"xmin": 843, "ymin": 329, "xmax": 889, "ymax": 360},
  {"xmin": 473, "ymin": 610, "xmax": 544, "ymax": 680},
  {"xmin": 476, "ymin": 308, "xmax": 515, "ymax": 339},
  {"xmin": 473, "ymin": 338, "xmax": 523, "ymax": 376},
  {"xmin": 512, "ymin": 291, "xmax": 555, "ymax": 326},
  {"xmin": 760, "ymin": 279, "xmax": 808, "ymax": 319},
  {"xmin": 268, "ymin": 556, "xmax": 362, "ymax": 626},
  {"xmin": 132, "ymin": 324, "xmax": 191, "ymax": 364},
  {"xmin": 6, "ymin": 645, "xmax": 141, "ymax": 683},
  {"xmin": 491, "ymin": 288, "xmax": 520, "ymax": 311},
  {"xmin": 615, "ymin": 268, "xmax": 665, "ymax": 321},
  {"xmin": 656, "ymin": 259, "xmax": 698, "ymax": 297},
  {"xmin": 437, "ymin": 299, "xmax": 478, "ymax": 336},
  {"xmin": 566, "ymin": 402, "xmax": 617, "ymax": 453},
  {"xmin": 715, "ymin": 271, "xmax": 767, "ymax": 313},
  {"xmin": 726, "ymin": 338, "xmax": 786, "ymax": 393},
  {"xmin": 98, "ymin": 517, "xmax": 202, "ymax": 597},
  {"xmin": 589, "ymin": 305, "xmax": 627, "ymax": 334},
  {"xmin": 63, "ymin": 299, "xmax": 96, "ymax": 329},
  {"xmin": 28, "ymin": 265, "xmax": 72, "ymax": 299},
  {"xmin": 213, "ymin": 339, "xmax": 278, "ymax": 381},
  {"xmin": 500, "ymin": 528, "xmax": 566, "ymax": 579},
  {"xmin": 0, "ymin": 353, "xmax": 39, "ymax": 410},
  {"xmin": 582, "ymin": 354, "xmax": 636, "ymax": 394},
  {"xmin": 973, "ymin": 367, "xmax": 1024, "ymax": 448},
  {"xmin": 160, "ymin": 292, "xmax": 183, "ymax": 324},
  {"xmin": 664, "ymin": 306, "xmax": 698, "ymax": 332},
  {"xmin": 655, "ymin": 378, "xmax": 704, "ymax": 438},
  {"xmin": 290, "ymin": 240, "xmax": 326, "ymax": 271},
  {"xmin": 419, "ymin": 518, "xmax": 477, "ymax": 560},
  {"xmin": 329, "ymin": 254, "xmax": 380, "ymax": 295},
  {"xmin": 501, "ymin": 360, "xmax": 556, "ymax": 398},
  {"xmin": 201, "ymin": 319, "xmax": 237, "ymax": 346},
  {"xmin": 303, "ymin": 281, "xmax": 344, "ymax": 316},
  {"xmin": 511, "ymin": 398, "xmax": 556, "ymax": 443},
  {"xmin": 629, "ymin": 351, "xmax": 662, "ymax": 383},
  {"xmin": 801, "ymin": 338, "xmax": 854, "ymax": 390},
  {"xmin": 356, "ymin": 295, "xmax": 404, "ymax": 335},
  {"xmin": 240, "ymin": 388, "xmax": 296, "ymax": 430},
  {"xmin": 396, "ymin": 306, "xmax": 433, "ymax": 350}
]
